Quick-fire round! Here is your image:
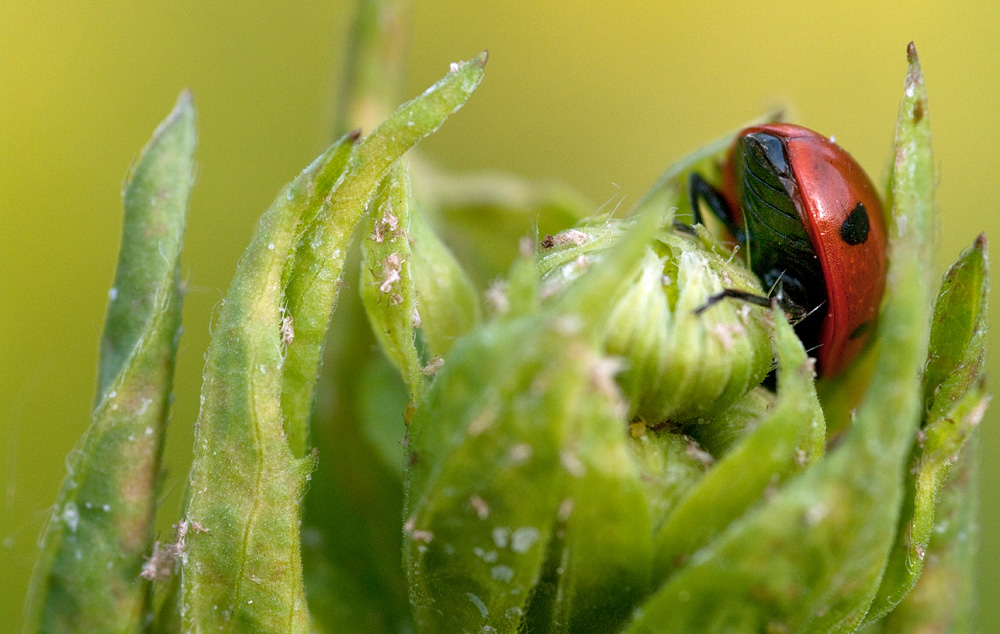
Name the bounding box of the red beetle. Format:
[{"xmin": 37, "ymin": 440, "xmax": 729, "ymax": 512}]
[{"xmin": 690, "ymin": 123, "xmax": 887, "ymax": 376}]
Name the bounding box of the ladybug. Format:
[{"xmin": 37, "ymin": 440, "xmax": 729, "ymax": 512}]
[{"xmin": 689, "ymin": 123, "xmax": 887, "ymax": 377}]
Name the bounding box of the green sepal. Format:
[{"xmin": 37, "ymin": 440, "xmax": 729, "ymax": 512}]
[
  {"xmin": 865, "ymin": 234, "xmax": 989, "ymax": 624},
  {"xmin": 403, "ymin": 316, "xmax": 590, "ymax": 633},
  {"xmin": 876, "ymin": 432, "xmax": 982, "ymax": 634},
  {"xmin": 279, "ymin": 52, "xmax": 487, "ymax": 456},
  {"xmin": 408, "ymin": 198, "xmax": 482, "ymax": 358},
  {"xmin": 180, "ymin": 136, "xmax": 357, "ymax": 633},
  {"xmin": 627, "ymin": 429, "xmax": 712, "ymax": 534},
  {"xmin": 360, "ymin": 161, "xmax": 424, "ymax": 399},
  {"xmin": 527, "ymin": 358, "xmax": 652, "ymax": 634},
  {"xmin": 684, "ymin": 386, "xmax": 778, "ymax": 458},
  {"xmin": 923, "ymin": 234, "xmax": 989, "ymax": 418},
  {"xmin": 24, "ymin": 92, "xmax": 195, "ymax": 634}
]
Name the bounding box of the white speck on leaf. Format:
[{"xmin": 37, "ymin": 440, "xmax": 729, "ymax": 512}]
[
  {"xmin": 560, "ymin": 451, "xmax": 585, "ymax": 477},
  {"xmin": 469, "ymin": 495, "xmax": 489, "ymax": 519},
  {"xmin": 806, "ymin": 503, "xmax": 829, "ymax": 526},
  {"xmin": 62, "ymin": 502, "xmax": 79, "ymax": 532},
  {"xmin": 491, "ymin": 565, "xmax": 514, "ymax": 582},
  {"xmin": 508, "ymin": 443, "xmax": 532, "ymax": 463},
  {"xmin": 473, "ymin": 547, "xmax": 498, "ymax": 562},
  {"xmin": 492, "ymin": 527, "xmax": 510, "ymax": 549},
  {"xmin": 511, "ymin": 527, "xmax": 540, "ymax": 553}
]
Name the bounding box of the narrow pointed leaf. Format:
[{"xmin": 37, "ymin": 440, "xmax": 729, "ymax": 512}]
[
  {"xmin": 537, "ymin": 382, "xmax": 653, "ymax": 634},
  {"xmin": 878, "ymin": 431, "xmax": 982, "ymax": 634},
  {"xmin": 866, "ymin": 235, "xmax": 989, "ymax": 622},
  {"xmin": 24, "ymin": 92, "xmax": 194, "ymax": 634},
  {"xmin": 408, "ymin": 199, "xmax": 481, "ymax": 357},
  {"xmin": 360, "ymin": 161, "xmax": 424, "ymax": 398},
  {"xmin": 281, "ymin": 52, "xmax": 487, "ymax": 456},
  {"xmin": 180, "ymin": 140, "xmax": 355, "ymax": 633}
]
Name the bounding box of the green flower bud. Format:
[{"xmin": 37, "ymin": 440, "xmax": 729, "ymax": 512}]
[{"xmin": 537, "ymin": 217, "xmax": 773, "ymax": 422}]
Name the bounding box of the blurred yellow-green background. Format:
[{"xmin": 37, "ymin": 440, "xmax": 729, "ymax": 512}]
[{"xmin": 2, "ymin": 0, "xmax": 997, "ymax": 629}]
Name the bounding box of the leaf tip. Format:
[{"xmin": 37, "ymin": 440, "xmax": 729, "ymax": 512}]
[
  {"xmin": 170, "ymin": 88, "xmax": 196, "ymax": 123},
  {"xmin": 905, "ymin": 42, "xmax": 924, "ymax": 91}
]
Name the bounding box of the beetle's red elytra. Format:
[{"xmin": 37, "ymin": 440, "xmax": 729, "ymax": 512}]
[{"xmin": 690, "ymin": 123, "xmax": 887, "ymax": 377}]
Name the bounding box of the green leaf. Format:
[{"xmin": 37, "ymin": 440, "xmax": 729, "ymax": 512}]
[
  {"xmin": 180, "ymin": 137, "xmax": 356, "ymax": 633},
  {"xmin": 281, "ymin": 52, "xmax": 487, "ymax": 457},
  {"xmin": 877, "ymin": 431, "xmax": 982, "ymax": 634},
  {"xmin": 24, "ymin": 91, "xmax": 195, "ymax": 634},
  {"xmin": 528, "ymin": 367, "xmax": 652, "ymax": 634},
  {"xmin": 626, "ymin": 429, "xmax": 711, "ymax": 534},
  {"xmin": 404, "ymin": 316, "xmax": 586, "ymax": 633},
  {"xmin": 622, "ymin": 42, "xmax": 937, "ymax": 634},
  {"xmin": 408, "ymin": 198, "xmax": 481, "ymax": 358},
  {"xmin": 866, "ymin": 234, "xmax": 990, "ymax": 624},
  {"xmin": 360, "ymin": 161, "xmax": 424, "ymax": 399},
  {"xmin": 923, "ymin": 234, "xmax": 989, "ymax": 416}
]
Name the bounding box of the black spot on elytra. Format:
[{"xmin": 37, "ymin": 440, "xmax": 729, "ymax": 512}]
[
  {"xmin": 849, "ymin": 319, "xmax": 873, "ymax": 340},
  {"xmin": 840, "ymin": 203, "xmax": 870, "ymax": 245}
]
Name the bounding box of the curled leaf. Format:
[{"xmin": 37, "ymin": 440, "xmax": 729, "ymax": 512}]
[
  {"xmin": 360, "ymin": 161, "xmax": 423, "ymax": 399},
  {"xmin": 25, "ymin": 92, "xmax": 195, "ymax": 634}
]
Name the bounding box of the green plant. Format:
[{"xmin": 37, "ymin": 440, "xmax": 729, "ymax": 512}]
[{"xmin": 21, "ymin": 12, "xmax": 986, "ymax": 634}]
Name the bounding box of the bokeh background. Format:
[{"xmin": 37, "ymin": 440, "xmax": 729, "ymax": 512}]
[{"xmin": 2, "ymin": 0, "xmax": 997, "ymax": 628}]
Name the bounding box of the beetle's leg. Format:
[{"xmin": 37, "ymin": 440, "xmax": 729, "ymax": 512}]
[
  {"xmin": 693, "ymin": 288, "xmax": 773, "ymax": 315},
  {"xmin": 689, "ymin": 172, "xmax": 739, "ymax": 234}
]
